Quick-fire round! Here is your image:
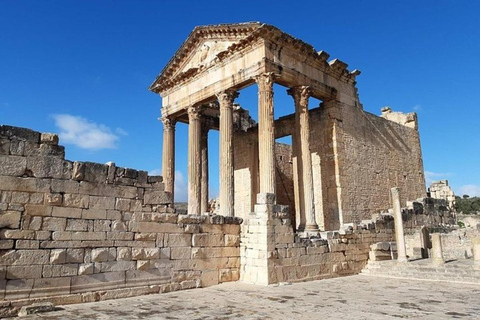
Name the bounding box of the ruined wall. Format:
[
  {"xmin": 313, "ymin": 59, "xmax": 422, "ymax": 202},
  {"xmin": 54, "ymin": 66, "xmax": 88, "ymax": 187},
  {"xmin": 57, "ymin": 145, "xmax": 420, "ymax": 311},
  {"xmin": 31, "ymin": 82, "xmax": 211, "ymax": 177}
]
[
  {"xmin": 233, "ymin": 130, "xmax": 294, "ymax": 221},
  {"xmin": 310, "ymin": 104, "xmax": 426, "ymax": 226},
  {"xmin": 241, "ymin": 207, "xmax": 395, "ymax": 285},
  {"xmin": 0, "ymin": 125, "xmax": 241, "ymax": 315}
]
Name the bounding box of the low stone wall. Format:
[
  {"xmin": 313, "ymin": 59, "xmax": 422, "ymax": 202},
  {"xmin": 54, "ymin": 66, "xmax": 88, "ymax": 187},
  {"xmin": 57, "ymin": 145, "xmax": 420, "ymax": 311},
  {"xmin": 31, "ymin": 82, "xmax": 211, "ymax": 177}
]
[
  {"xmin": 0, "ymin": 125, "xmax": 241, "ymax": 316},
  {"xmin": 241, "ymin": 202, "xmax": 395, "ymax": 285},
  {"xmin": 404, "ymin": 226, "xmax": 479, "ymax": 260}
]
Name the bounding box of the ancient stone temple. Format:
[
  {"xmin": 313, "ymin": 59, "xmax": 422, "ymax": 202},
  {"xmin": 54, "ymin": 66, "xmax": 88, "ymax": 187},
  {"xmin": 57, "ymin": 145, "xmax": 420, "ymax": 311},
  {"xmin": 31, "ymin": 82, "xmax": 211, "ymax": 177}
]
[
  {"xmin": 150, "ymin": 22, "xmax": 426, "ymax": 231},
  {"xmin": 0, "ymin": 23, "xmax": 436, "ymax": 315}
]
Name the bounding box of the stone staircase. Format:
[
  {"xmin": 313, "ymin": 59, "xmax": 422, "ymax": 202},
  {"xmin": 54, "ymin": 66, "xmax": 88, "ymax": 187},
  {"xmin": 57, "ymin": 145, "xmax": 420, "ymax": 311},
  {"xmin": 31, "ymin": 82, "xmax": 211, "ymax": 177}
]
[{"xmin": 361, "ymin": 258, "xmax": 480, "ymax": 284}]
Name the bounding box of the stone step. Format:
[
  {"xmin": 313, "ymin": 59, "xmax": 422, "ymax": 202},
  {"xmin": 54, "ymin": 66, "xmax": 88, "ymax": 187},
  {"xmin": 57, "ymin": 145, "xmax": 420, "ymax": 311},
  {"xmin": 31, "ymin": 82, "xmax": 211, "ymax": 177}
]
[{"xmin": 361, "ymin": 259, "xmax": 480, "ymax": 284}]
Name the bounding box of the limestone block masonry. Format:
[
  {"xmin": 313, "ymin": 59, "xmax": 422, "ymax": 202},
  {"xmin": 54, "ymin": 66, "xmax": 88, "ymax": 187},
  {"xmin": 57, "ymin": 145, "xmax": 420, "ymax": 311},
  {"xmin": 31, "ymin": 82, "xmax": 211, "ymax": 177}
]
[{"xmin": 0, "ymin": 125, "xmax": 242, "ymax": 317}]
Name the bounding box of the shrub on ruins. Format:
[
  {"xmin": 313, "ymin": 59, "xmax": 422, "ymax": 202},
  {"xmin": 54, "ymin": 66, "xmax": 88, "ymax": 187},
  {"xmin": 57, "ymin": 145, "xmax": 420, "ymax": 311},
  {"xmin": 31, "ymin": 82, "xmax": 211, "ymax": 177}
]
[{"xmin": 455, "ymin": 195, "xmax": 480, "ymax": 214}]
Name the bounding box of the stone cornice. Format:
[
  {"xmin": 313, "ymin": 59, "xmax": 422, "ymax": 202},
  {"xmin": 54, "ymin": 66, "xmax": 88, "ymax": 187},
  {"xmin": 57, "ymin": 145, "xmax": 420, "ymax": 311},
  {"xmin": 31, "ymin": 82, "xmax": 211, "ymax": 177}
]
[{"xmin": 150, "ymin": 23, "xmax": 361, "ymax": 94}]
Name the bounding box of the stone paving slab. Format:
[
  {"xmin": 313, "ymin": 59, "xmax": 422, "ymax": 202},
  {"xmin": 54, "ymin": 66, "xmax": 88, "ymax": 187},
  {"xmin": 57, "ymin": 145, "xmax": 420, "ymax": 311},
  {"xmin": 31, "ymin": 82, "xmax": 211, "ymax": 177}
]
[{"xmin": 9, "ymin": 275, "xmax": 480, "ymax": 319}]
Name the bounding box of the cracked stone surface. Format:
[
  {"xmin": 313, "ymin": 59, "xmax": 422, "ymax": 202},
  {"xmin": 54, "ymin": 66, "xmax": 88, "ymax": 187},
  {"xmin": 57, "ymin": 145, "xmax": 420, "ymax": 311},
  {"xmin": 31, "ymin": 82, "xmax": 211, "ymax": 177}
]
[{"xmin": 10, "ymin": 275, "xmax": 480, "ymax": 319}]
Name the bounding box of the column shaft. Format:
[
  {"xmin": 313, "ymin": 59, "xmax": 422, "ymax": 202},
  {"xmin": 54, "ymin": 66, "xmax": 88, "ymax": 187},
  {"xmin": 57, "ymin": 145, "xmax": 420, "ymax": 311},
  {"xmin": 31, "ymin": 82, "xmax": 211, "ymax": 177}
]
[
  {"xmin": 391, "ymin": 187, "xmax": 407, "ymax": 262},
  {"xmin": 188, "ymin": 106, "xmax": 202, "ymax": 215},
  {"xmin": 288, "ymin": 86, "xmax": 318, "ymax": 231},
  {"xmin": 256, "ymin": 73, "xmax": 276, "ymax": 195},
  {"xmin": 218, "ymin": 90, "xmax": 238, "ymax": 217},
  {"xmin": 200, "ymin": 123, "xmax": 209, "ymax": 214},
  {"xmin": 161, "ymin": 117, "xmax": 175, "ymax": 201},
  {"xmin": 431, "ymin": 233, "xmax": 444, "ymax": 265}
]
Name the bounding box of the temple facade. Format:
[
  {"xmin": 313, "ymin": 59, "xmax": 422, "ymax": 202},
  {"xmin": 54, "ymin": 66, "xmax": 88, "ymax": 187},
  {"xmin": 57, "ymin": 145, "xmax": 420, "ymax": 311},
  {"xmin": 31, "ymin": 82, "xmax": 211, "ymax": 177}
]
[{"xmin": 150, "ymin": 22, "xmax": 426, "ymax": 232}]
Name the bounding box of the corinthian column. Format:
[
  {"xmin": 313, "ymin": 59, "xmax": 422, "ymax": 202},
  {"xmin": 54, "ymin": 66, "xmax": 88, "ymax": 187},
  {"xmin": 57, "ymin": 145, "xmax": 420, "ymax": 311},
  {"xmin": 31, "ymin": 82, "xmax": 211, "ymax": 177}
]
[
  {"xmin": 255, "ymin": 73, "xmax": 276, "ymax": 195},
  {"xmin": 188, "ymin": 106, "xmax": 202, "ymax": 215},
  {"xmin": 161, "ymin": 116, "xmax": 176, "ymax": 201},
  {"xmin": 288, "ymin": 86, "xmax": 318, "ymax": 231},
  {"xmin": 217, "ymin": 90, "xmax": 238, "ymax": 217},
  {"xmin": 200, "ymin": 121, "xmax": 209, "ymax": 214}
]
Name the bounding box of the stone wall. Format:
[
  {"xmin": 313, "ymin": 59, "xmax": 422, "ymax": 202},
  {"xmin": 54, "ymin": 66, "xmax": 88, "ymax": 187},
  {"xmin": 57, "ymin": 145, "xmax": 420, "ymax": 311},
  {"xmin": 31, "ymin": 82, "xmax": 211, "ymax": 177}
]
[
  {"xmin": 241, "ymin": 203, "xmax": 395, "ymax": 285},
  {"xmin": 310, "ymin": 104, "xmax": 426, "ymax": 227},
  {"xmin": 234, "ymin": 105, "xmax": 426, "ymax": 231},
  {"xmin": 0, "ymin": 125, "xmax": 241, "ymax": 316},
  {"xmin": 233, "ymin": 132, "xmax": 295, "ymax": 222},
  {"xmin": 405, "ymin": 227, "xmax": 479, "ymax": 261}
]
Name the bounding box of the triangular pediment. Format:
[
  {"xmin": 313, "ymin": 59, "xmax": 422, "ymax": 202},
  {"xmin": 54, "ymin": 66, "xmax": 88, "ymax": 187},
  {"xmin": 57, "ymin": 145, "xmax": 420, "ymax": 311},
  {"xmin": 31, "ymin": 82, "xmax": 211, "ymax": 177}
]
[{"xmin": 150, "ymin": 22, "xmax": 264, "ymax": 92}]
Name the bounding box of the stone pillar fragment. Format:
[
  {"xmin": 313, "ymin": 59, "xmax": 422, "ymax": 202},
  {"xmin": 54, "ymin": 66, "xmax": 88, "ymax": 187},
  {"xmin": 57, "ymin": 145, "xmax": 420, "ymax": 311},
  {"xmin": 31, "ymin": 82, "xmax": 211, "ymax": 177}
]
[
  {"xmin": 431, "ymin": 233, "xmax": 444, "ymax": 265},
  {"xmin": 391, "ymin": 187, "xmax": 407, "ymax": 262},
  {"xmin": 255, "ymin": 73, "xmax": 276, "ymax": 195},
  {"xmin": 161, "ymin": 116, "xmax": 176, "ymax": 201},
  {"xmin": 473, "ymin": 238, "xmax": 480, "ymax": 268},
  {"xmin": 200, "ymin": 122, "xmax": 209, "ymax": 214},
  {"xmin": 288, "ymin": 86, "xmax": 318, "ymax": 232},
  {"xmin": 188, "ymin": 106, "xmax": 202, "ymax": 215},
  {"xmin": 217, "ymin": 90, "xmax": 238, "ymax": 217}
]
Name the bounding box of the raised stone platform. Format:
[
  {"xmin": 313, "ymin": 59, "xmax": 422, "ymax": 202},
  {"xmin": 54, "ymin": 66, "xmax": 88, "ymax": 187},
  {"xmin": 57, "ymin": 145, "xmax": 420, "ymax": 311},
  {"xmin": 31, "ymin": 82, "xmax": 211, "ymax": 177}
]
[{"xmin": 362, "ymin": 258, "xmax": 480, "ymax": 284}]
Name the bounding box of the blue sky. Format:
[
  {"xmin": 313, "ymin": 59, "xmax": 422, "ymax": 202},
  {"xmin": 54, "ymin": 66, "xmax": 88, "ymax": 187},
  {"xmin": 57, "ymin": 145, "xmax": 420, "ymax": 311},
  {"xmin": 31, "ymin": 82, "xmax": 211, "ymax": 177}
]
[{"xmin": 1, "ymin": 0, "xmax": 479, "ymax": 200}]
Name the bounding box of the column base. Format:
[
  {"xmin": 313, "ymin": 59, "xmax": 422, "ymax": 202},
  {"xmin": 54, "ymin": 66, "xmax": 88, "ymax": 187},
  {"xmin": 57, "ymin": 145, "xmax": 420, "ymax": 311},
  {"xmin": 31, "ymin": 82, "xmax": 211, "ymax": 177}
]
[{"xmin": 397, "ymin": 256, "xmax": 408, "ymax": 263}]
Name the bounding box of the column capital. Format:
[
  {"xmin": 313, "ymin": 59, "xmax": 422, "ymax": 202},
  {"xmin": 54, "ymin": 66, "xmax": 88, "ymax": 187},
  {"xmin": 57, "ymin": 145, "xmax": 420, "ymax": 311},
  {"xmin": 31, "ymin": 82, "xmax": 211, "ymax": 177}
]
[
  {"xmin": 161, "ymin": 116, "xmax": 176, "ymax": 131},
  {"xmin": 287, "ymin": 85, "xmax": 311, "ymax": 108},
  {"xmin": 255, "ymin": 72, "xmax": 277, "ymax": 92},
  {"xmin": 188, "ymin": 105, "xmax": 203, "ymax": 121},
  {"xmin": 216, "ymin": 90, "xmax": 239, "ymax": 108}
]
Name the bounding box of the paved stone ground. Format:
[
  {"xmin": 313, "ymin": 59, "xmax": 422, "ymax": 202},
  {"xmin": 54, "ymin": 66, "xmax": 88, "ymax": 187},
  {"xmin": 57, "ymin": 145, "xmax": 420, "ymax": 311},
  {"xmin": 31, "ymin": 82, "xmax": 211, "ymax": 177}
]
[{"xmin": 10, "ymin": 275, "xmax": 480, "ymax": 319}]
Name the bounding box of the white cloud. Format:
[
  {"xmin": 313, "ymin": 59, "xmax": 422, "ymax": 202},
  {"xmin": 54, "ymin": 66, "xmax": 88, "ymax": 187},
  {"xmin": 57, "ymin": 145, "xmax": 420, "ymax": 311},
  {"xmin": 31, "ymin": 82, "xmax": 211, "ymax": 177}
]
[
  {"xmin": 425, "ymin": 171, "xmax": 451, "ymax": 187},
  {"xmin": 412, "ymin": 104, "xmax": 421, "ymax": 111},
  {"xmin": 458, "ymin": 185, "xmax": 480, "ymax": 197},
  {"xmin": 52, "ymin": 114, "xmax": 126, "ymax": 150}
]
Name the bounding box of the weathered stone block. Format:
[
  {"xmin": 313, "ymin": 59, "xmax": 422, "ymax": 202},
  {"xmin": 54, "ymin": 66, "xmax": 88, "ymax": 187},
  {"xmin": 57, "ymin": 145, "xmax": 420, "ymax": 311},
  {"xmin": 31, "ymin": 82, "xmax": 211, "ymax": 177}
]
[
  {"xmin": 78, "ymin": 263, "xmax": 94, "ymax": 275},
  {"xmin": 0, "ymin": 229, "xmax": 35, "ymax": 239},
  {"xmin": 192, "ymin": 234, "xmax": 224, "ymax": 247},
  {"xmin": 52, "ymin": 206, "xmax": 82, "ymax": 219},
  {"xmin": 42, "ymin": 217, "xmax": 67, "ymax": 231},
  {"xmin": 40, "ymin": 133, "xmax": 58, "ymax": 145},
  {"xmin": 0, "ymin": 138, "xmax": 10, "ymax": 155},
  {"xmin": 25, "ymin": 204, "xmax": 52, "ymax": 217},
  {"xmin": 83, "ymin": 162, "xmax": 108, "ymax": 184},
  {"xmin": 0, "ymin": 211, "xmax": 21, "ymax": 229},
  {"xmin": 91, "ymin": 248, "xmax": 112, "ymax": 262},
  {"xmin": 27, "ymin": 156, "xmax": 70, "ymax": 179},
  {"xmin": 224, "ymin": 234, "xmax": 240, "ymax": 247},
  {"xmin": 115, "ymin": 198, "xmax": 131, "ymax": 211},
  {"xmin": 15, "ymin": 240, "xmax": 40, "ymax": 249},
  {"xmin": 66, "ymin": 219, "xmax": 88, "ymax": 231},
  {"xmin": 18, "ymin": 302, "xmax": 55, "ymax": 316},
  {"xmin": 90, "ymin": 196, "xmax": 115, "ymax": 210},
  {"xmin": 144, "ymin": 191, "xmax": 172, "ymax": 205},
  {"xmin": 0, "ymin": 155, "xmax": 26, "ymax": 176},
  {"xmin": 66, "ymin": 249, "xmax": 84, "ymax": 263},
  {"xmin": 81, "ymin": 208, "xmax": 107, "ymax": 220},
  {"xmin": 166, "ymin": 233, "xmax": 192, "ymax": 247},
  {"xmin": 11, "ymin": 191, "xmax": 29, "ymax": 203},
  {"xmin": 0, "ymin": 250, "xmax": 49, "ymax": 266},
  {"xmin": 63, "ymin": 194, "xmax": 89, "ymax": 208},
  {"xmin": 117, "ymin": 247, "xmax": 131, "ymax": 261},
  {"xmin": 94, "ymin": 220, "xmax": 111, "ymax": 232},
  {"xmin": 170, "ymin": 247, "xmax": 192, "ymax": 260},
  {"xmin": 0, "ymin": 240, "xmax": 14, "ymax": 249}
]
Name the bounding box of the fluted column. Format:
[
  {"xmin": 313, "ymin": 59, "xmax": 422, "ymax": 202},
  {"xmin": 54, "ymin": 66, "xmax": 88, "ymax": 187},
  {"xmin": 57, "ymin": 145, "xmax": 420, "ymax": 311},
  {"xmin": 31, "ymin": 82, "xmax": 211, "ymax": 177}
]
[
  {"xmin": 188, "ymin": 106, "xmax": 202, "ymax": 215},
  {"xmin": 217, "ymin": 90, "xmax": 238, "ymax": 217},
  {"xmin": 161, "ymin": 116, "xmax": 176, "ymax": 202},
  {"xmin": 288, "ymin": 86, "xmax": 318, "ymax": 231},
  {"xmin": 255, "ymin": 73, "xmax": 276, "ymax": 195},
  {"xmin": 200, "ymin": 121, "xmax": 209, "ymax": 214}
]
